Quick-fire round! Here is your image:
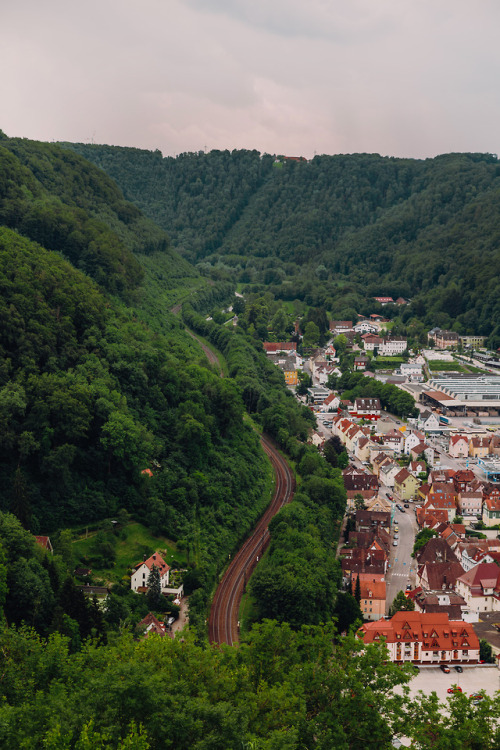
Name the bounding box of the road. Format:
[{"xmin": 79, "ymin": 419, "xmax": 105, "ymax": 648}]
[
  {"xmin": 386, "ymin": 503, "xmax": 419, "ymax": 612},
  {"xmin": 208, "ymin": 434, "xmax": 295, "ymax": 646}
]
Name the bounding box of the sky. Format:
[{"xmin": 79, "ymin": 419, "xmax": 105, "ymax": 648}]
[{"xmin": 1, "ymin": 0, "xmax": 500, "ymax": 160}]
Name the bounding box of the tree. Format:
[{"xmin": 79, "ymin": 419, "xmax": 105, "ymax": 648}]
[
  {"xmin": 354, "ymin": 573, "xmax": 361, "ymax": 603},
  {"xmin": 303, "ymin": 321, "xmax": 320, "ymax": 347},
  {"xmin": 480, "ymin": 639, "xmax": 495, "ymax": 664},
  {"xmin": 333, "ymin": 591, "xmax": 363, "ymax": 634},
  {"xmin": 354, "ymin": 493, "xmax": 366, "ymax": 511},
  {"xmin": 389, "ymin": 590, "xmax": 415, "ymax": 616},
  {"xmin": 146, "ymin": 564, "xmax": 163, "ymax": 611}
]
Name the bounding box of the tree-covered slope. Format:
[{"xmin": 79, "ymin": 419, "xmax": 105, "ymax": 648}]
[
  {"xmin": 63, "ymin": 144, "xmax": 500, "ymax": 340},
  {"xmin": 0, "ymin": 135, "xmax": 276, "ymax": 583}
]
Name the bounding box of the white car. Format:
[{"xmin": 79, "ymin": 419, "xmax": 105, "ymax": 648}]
[{"xmin": 393, "ymin": 540, "xmax": 398, "ymax": 547}]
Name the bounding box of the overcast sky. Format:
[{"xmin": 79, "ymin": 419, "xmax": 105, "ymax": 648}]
[{"xmin": 2, "ymin": 0, "xmax": 500, "ymax": 159}]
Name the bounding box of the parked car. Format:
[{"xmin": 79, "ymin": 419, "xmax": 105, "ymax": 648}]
[
  {"xmin": 470, "ymin": 693, "xmax": 484, "ymax": 704},
  {"xmin": 404, "ymin": 503, "xmax": 410, "ymax": 508},
  {"xmin": 393, "ymin": 540, "xmax": 398, "ymax": 547},
  {"xmin": 440, "ymin": 664, "xmax": 450, "ymax": 673},
  {"xmin": 447, "ymin": 686, "xmax": 462, "ymax": 694},
  {"xmin": 394, "ymin": 534, "xmax": 399, "ymax": 540},
  {"xmin": 454, "ymin": 665, "xmax": 463, "ymax": 673}
]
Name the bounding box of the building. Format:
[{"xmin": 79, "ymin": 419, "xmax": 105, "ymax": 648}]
[
  {"xmin": 352, "ymin": 397, "xmax": 381, "ymax": 421},
  {"xmin": 449, "ymin": 435, "xmax": 469, "ymax": 459},
  {"xmin": 358, "ymin": 573, "xmax": 386, "ymax": 621},
  {"xmin": 374, "ymin": 296, "xmax": 394, "ymax": 306},
  {"xmin": 360, "ymin": 611, "xmax": 480, "ymax": 664},
  {"xmin": 329, "ymin": 321, "xmax": 353, "ymax": 334},
  {"xmin": 457, "ymin": 491, "xmax": 483, "ymax": 518},
  {"xmin": 262, "ymin": 342, "xmax": 297, "ymax": 355},
  {"xmin": 394, "ymin": 468, "xmax": 420, "ymax": 500},
  {"xmin": 379, "ymin": 337, "xmax": 407, "ymax": 356},
  {"xmin": 460, "ymin": 335, "xmax": 486, "ymax": 349},
  {"xmin": 131, "ymin": 552, "xmax": 171, "ymax": 593},
  {"xmin": 456, "ymin": 563, "xmax": 500, "ymax": 613}
]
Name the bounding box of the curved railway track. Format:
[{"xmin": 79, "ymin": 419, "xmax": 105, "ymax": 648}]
[{"xmin": 208, "ymin": 434, "xmax": 295, "ymax": 646}]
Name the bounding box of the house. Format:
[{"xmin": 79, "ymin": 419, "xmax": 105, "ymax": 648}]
[
  {"xmin": 360, "ymin": 611, "xmax": 480, "ymax": 664},
  {"xmin": 469, "ymin": 436, "xmax": 490, "ymax": 459},
  {"xmin": 416, "ymin": 560, "xmax": 464, "ymax": 592},
  {"xmin": 404, "ymin": 430, "xmax": 426, "ymax": 455},
  {"xmin": 138, "ymin": 612, "xmax": 170, "ymax": 638},
  {"xmin": 383, "ymin": 429, "xmax": 405, "ymax": 453},
  {"xmin": 457, "ymin": 491, "xmax": 483, "ymax": 519},
  {"xmin": 449, "ymin": 435, "xmax": 469, "ymax": 459},
  {"xmin": 355, "ymin": 510, "xmax": 391, "ymax": 534},
  {"xmin": 354, "ymin": 355, "xmax": 369, "ymax": 371},
  {"xmin": 409, "ymin": 460, "xmax": 427, "ymax": 478},
  {"xmin": 76, "ymin": 584, "xmax": 110, "ymax": 602},
  {"xmin": 456, "ymin": 563, "xmax": 500, "ymax": 613},
  {"xmin": 410, "ymin": 589, "xmax": 470, "ymax": 621},
  {"xmin": 374, "ymin": 297, "xmax": 394, "ymax": 306},
  {"xmin": 453, "ymin": 469, "xmax": 476, "ymax": 494},
  {"xmin": 352, "ymin": 397, "xmax": 381, "ymax": 421},
  {"xmin": 35, "ymin": 536, "xmax": 53, "ymax": 554},
  {"xmin": 341, "ymin": 548, "xmax": 387, "ymax": 578},
  {"xmin": 343, "ymin": 472, "xmax": 379, "ymax": 495},
  {"xmin": 410, "ymin": 442, "xmax": 434, "ymax": 465},
  {"xmin": 419, "ymin": 410, "xmax": 440, "ymax": 432},
  {"xmin": 358, "ymin": 573, "xmax": 386, "ymax": 621},
  {"xmin": 400, "ymin": 362, "xmax": 424, "ymax": 382},
  {"xmin": 379, "ymin": 461, "xmax": 402, "ymax": 488},
  {"xmin": 329, "ymin": 321, "xmax": 353, "ymax": 334},
  {"xmin": 131, "ymin": 552, "xmax": 171, "ymax": 593},
  {"xmin": 262, "ymin": 342, "xmax": 297, "ymax": 355},
  {"xmin": 483, "ymin": 494, "xmax": 500, "ymax": 527},
  {"xmin": 362, "ymin": 334, "xmax": 383, "ymax": 351},
  {"xmin": 394, "ymin": 468, "xmax": 420, "ymax": 501}
]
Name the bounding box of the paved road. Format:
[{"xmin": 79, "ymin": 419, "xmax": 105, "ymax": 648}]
[{"xmin": 386, "ymin": 504, "xmax": 419, "ymax": 612}]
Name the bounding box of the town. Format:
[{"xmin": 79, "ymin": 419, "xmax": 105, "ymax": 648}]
[{"xmin": 263, "ymin": 311, "xmax": 500, "ymax": 683}]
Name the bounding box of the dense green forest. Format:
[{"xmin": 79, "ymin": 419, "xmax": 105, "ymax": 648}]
[{"xmin": 63, "ymin": 144, "xmax": 500, "ymax": 345}]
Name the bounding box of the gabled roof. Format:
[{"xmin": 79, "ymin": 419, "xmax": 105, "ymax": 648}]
[{"xmin": 134, "ymin": 552, "xmax": 170, "ymax": 577}]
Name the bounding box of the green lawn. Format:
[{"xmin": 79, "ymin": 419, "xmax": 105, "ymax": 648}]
[
  {"xmin": 428, "ymin": 360, "xmax": 468, "ymax": 372},
  {"xmin": 72, "ymin": 522, "xmax": 185, "ymax": 585}
]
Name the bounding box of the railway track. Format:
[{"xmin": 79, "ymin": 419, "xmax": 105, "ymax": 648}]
[{"xmin": 208, "ymin": 434, "xmax": 295, "ymax": 646}]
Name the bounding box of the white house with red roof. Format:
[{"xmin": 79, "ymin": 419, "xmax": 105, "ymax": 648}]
[
  {"xmin": 404, "ymin": 430, "xmax": 426, "ymax": 455},
  {"xmin": 449, "ymin": 435, "xmax": 469, "ymax": 459},
  {"xmin": 131, "ymin": 552, "xmax": 171, "ymax": 593},
  {"xmin": 456, "ymin": 562, "xmax": 500, "ymax": 612},
  {"xmin": 360, "ymin": 611, "xmax": 479, "ymax": 664}
]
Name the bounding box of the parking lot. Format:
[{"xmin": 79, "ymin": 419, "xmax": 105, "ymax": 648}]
[{"xmin": 404, "ymin": 665, "xmax": 499, "ymax": 702}]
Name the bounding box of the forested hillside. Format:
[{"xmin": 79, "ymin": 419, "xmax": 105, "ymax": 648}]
[
  {"xmin": 65, "ymin": 144, "xmax": 500, "ymax": 344},
  {"xmin": 0, "ymin": 135, "xmax": 275, "ymax": 578}
]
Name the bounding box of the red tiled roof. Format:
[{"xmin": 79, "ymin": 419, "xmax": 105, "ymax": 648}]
[{"xmin": 361, "ymin": 611, "xmax": 479, "ymax": 650}]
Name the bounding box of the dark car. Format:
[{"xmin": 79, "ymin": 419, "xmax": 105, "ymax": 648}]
[
  {"xmin": 440, "ymin": 664, "xmax": 450, "ymax": 673},
  {"xmin": 404, "ymin": 503, "xmax": 410, "ymax": 508},
  {"xmin": 454, "ymin": 665, "xmax": 463, "ymax": 673}
]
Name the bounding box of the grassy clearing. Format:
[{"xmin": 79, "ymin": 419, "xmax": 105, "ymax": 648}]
[
  {"xmin": 72, "ymin": 522, "xmax": 186, "ymax": 585},
  {"xmin": 428, "ymin": 360, "xmax": 468, "ymax": 372}
]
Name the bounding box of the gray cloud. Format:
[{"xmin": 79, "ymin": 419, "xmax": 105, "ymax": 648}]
[{"xmin": 1, "ymin": 0, "xmax": 499, "ymax": 159}]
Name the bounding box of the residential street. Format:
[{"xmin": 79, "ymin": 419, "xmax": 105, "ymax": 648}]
[{"xmin": 386, "ymin": 504, "xmax": 419, "ymax": 613}]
